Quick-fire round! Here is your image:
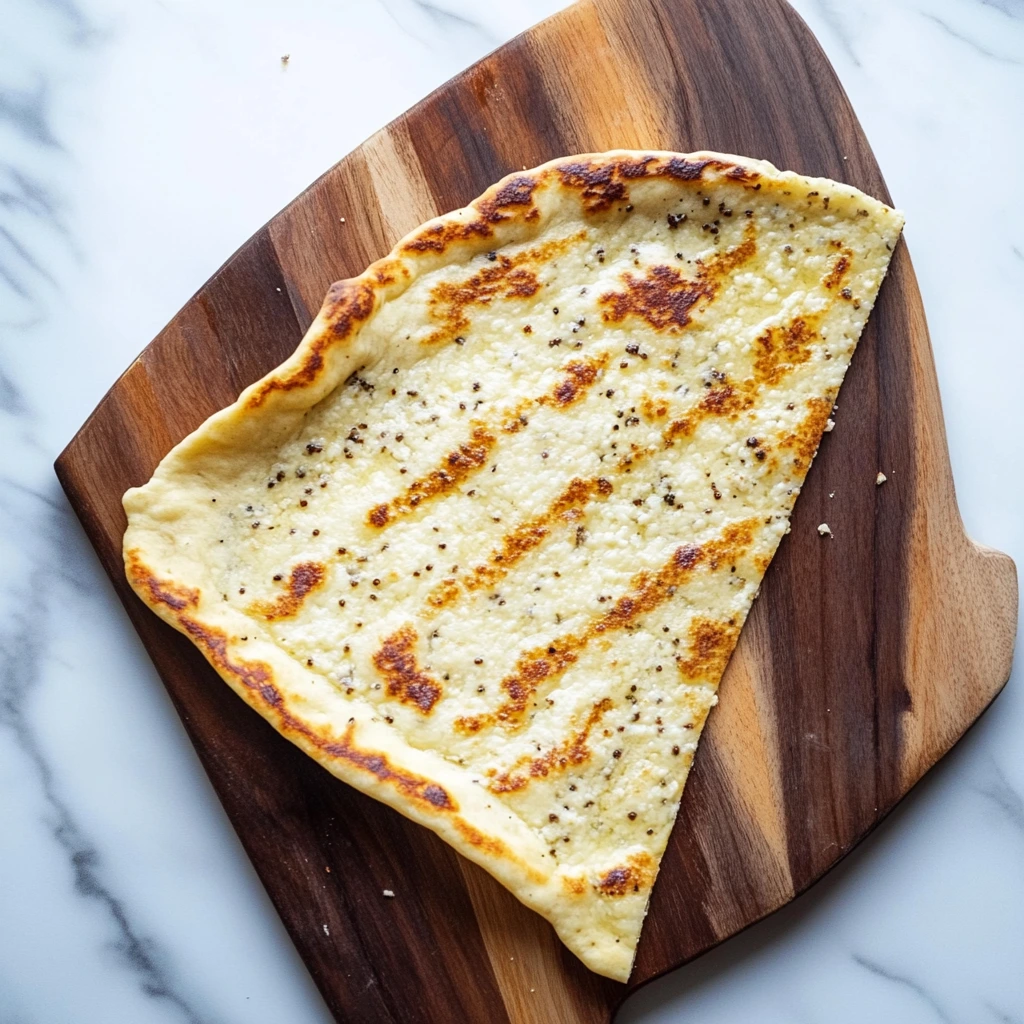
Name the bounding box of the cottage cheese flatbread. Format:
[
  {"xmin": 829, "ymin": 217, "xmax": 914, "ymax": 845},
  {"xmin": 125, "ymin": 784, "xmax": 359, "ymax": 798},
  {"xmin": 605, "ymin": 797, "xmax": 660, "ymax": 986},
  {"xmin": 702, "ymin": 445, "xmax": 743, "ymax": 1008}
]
[{"xmin": 123, "ymin": 151, "xmax": 903, "ymax": 981}]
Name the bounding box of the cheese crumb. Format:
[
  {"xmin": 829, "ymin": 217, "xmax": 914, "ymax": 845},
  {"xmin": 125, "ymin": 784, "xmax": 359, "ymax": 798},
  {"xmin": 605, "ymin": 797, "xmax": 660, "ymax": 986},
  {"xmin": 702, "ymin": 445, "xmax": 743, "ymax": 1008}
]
[
  {"xmin": 824, "ymin": 418, "xmax": 835, "ymax": 432},
  {"xmin": 382, "ymin": 889, "xmax": 395, "ymax": 898},
  {"xmin": 817, "ymin": 523, "xmax": 832, "ymax": 536},
  {"xmin": 323, "ymin": 924, "xmax": 330, "ymax": 936},
  {"xmin": 876, "ymin": 472, "xmax": 887, "ymax": 485}
]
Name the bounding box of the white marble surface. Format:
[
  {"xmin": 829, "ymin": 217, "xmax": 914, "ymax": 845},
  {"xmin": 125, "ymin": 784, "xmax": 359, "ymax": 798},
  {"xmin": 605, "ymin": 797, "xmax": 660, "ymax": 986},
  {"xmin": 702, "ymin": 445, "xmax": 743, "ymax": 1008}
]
[{"xmin": 1, "ymin": 0, "xmax": 1021, "ymax": 1020}]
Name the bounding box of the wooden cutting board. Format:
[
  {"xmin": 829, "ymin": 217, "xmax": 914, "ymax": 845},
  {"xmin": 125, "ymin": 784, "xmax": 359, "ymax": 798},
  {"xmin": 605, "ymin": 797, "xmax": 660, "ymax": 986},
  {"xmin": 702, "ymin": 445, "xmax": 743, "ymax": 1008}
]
[{"xmin": 55, "ymin": 0, "xmax": 1017, "ymax": 1020}]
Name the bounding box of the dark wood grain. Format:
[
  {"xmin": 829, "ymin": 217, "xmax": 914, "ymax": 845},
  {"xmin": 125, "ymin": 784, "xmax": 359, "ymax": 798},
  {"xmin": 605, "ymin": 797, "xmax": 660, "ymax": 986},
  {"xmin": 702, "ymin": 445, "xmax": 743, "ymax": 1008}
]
[{"xmin": 55, "ymin": 0, "xmax": 1017, "ymax": 1021}]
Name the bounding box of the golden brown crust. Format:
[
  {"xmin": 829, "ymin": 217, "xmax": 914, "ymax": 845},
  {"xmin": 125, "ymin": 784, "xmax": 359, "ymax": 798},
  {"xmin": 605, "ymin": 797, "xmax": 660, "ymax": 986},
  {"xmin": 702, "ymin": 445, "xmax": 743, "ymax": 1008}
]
[
  {"xmin": 595, "ymin": 852, "xmax": 656, "ymax": 896},
  {"xmin": 372, "ymin": 626, "xmax": 443, "ymax": 713},
  {"xmin": 367, "ymin": 425, "xmax": 497, "ymax": 528},
  {"xmin": 489, "ymin": 698, "xmax": 614, "ymax": 794},
  {"xmin": 247, "ymin": 561, "xmax": 327, "ymax": 621},
  {"xmin": 126, "ymin": 549, "xmax": 200, "ymax": 611},
  {"xmin": 454, "ymin": 523, "xmax": 757, "ymax": 735},
  {"xmin": 178, "ymin": 611, "xmax": 456, "ymax": 806},
  {"xmin": 233, "ymin": 152, "xmax": 778, "ymax": 414}
]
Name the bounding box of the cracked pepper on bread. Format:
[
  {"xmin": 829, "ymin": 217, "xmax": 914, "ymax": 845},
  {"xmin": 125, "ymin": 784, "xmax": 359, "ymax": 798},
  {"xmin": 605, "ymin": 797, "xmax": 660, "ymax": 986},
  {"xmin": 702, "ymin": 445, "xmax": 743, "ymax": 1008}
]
[{"xmin": 123, "ymin": 151, "xmax": 903, "ymax": 980}]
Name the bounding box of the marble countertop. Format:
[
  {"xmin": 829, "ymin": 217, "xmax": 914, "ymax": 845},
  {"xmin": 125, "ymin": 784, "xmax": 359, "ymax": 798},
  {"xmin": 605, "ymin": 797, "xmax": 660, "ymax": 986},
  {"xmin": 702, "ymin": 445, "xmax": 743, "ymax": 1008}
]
[{"xmin": 2, "ymin": 1, "xmax": 1021, "ymax": 1021}]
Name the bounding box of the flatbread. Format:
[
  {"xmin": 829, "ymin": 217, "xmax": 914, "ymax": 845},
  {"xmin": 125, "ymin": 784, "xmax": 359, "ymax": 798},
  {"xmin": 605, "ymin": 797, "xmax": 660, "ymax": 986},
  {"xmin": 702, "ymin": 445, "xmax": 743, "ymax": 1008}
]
[{"xmin": 123, "ymin": 151, "xmax": 903, "ymax": 981}]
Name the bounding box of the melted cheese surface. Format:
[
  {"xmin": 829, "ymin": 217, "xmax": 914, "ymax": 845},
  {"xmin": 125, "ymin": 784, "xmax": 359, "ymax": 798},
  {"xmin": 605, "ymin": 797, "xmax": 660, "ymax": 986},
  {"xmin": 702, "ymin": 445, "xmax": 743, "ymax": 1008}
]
[{"xmin": 124, "ymin": 153, "xmax": 903, "ymax": 979}]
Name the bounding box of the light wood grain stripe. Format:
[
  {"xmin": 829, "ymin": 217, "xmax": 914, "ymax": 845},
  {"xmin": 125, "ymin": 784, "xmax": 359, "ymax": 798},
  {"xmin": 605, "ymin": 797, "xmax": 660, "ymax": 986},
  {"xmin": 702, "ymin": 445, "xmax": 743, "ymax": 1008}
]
[
  {"xmin": 363, "ymin": 122, "xmax": 440, "ymax": 243},
  {"xmin": 899, "ymin": 276, "xmax": 1017, "ymax": 786},
  {"xmin": 458, "ymin": 859, "xmax": 614, "ymax": 1024},
  {"xmin": 702, "ymin": 614, "xmax": 794, "ymax": 904},
  {"xmin": 527, "ymin": 1, "xmax": 677, "ymax": 152}
]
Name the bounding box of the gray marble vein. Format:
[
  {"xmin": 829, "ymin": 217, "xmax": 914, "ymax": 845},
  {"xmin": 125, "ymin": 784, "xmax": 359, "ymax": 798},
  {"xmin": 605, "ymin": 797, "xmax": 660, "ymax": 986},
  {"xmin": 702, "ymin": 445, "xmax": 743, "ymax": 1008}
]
[
  {"xmin": 411, "ymin": 0, "xmax": 485, "ymax": 33},
  {"xmin": 0, "ymin": 258, "xmax": 32, "ymax": 301},
  {"xmin": 978, "ymin": 0, "xmax": 1024, "ymax": 19},
  {"xmin": 809, "ymin": 0, "xmax": 862, "ymax": 68},
  {"xmin": 377, "ymin": 0, "xmax": 433, "ymax": 50},
  {"xmin": 976, "ymin": 759, "xmax": 1024, "ymax": 833},
  {"xmin": 920, "ymin": 10, "xmax": 1024, "ymax": 65},
  {"xmin": 852, "ymin": 954, "xmax": 955, "ymax": 1023},
  {"xmin": 987, "ymin": 1002, "xmax": 1023, "ymax": 1024},
  {"xmin": 33, "ymin": 0, "xmax": 98, "ymax": 44},
  {"xmin": 0, "ymin": 224, "xmax": 57, "ymax": 289},
  {"xmin": 0, "ymin": 165, "xmax": 58, "ymax": 221},
  {"xmin": 0, "ymin": 80, "xmax": 63, "ymax": 150},
  {"xmin": 0, "ymin": 170, "xmax": 62, "ymax": 316},
  {"xmin": 0, "ymin": 500, "xmax": 214, "ymax": 1024},
  {"xmin": 0, "ymin": 367, "xmax": 27, "ymax": 415},
  {"xmin": 378, "ymin": 0, "xmax": 499, "ymax": 50},
  {"xmin": 0, "ymin": 1, "xmax": 223, "ymax": 1019},
  {"xmin": 0, "ymin": 475, "xmax": 64, "ymax": 512},
  {"xmin": 0, "ymin": 92, "xmax": 73, "ymax": 327}
]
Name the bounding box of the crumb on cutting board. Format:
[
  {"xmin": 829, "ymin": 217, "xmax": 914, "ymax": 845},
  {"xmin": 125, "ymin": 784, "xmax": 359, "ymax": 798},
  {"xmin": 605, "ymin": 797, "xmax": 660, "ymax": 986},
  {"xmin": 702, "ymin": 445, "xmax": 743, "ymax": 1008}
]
[
  {"xmin": 876, "ymin": 472, "xmax": 887, "ymax": 485},
  {"xmin": 818, "ymin": 523, "xmax": 832, "ymax": 537}
]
